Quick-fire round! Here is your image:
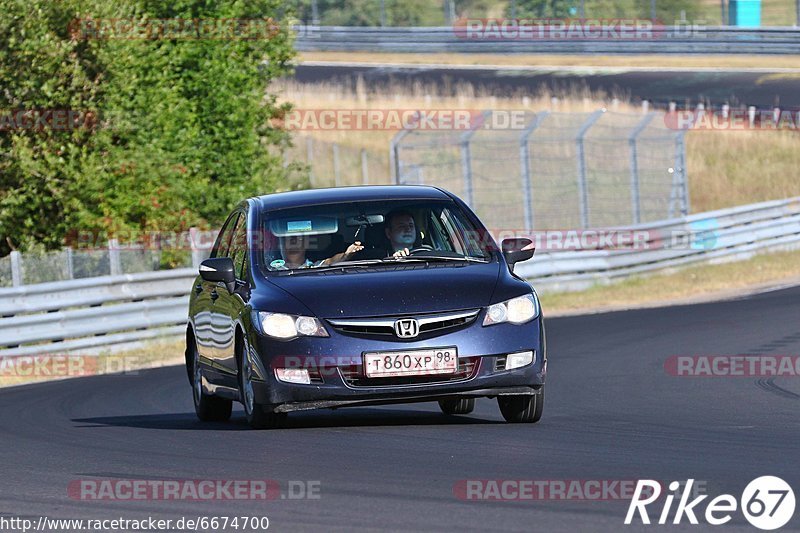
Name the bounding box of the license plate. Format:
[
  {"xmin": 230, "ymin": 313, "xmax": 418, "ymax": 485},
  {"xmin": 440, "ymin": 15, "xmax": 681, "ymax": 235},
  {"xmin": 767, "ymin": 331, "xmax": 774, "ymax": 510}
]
[{"xmin": 363, "ymin": 347, "xmax": 458, "ymax": 378}]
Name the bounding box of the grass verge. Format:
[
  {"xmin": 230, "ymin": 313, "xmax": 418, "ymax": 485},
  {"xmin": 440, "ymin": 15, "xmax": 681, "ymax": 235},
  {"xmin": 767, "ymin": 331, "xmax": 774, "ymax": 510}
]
[
  {"xmin": 0, "ymin": 338, "xmax": 185, "ymax": 389},
  {"xmin": 539, "ymin": 247, "xmax": 800, "ymax": 315}
]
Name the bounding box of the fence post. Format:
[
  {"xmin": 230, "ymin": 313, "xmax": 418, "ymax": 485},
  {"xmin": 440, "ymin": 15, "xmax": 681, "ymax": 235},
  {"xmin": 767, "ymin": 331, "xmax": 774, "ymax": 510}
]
[
  {"xmin": 332, "ymin": 143, "xmax": 340, "ymax": 187},
  {"xmin": 108, "ymin": 239, "xmax": 121, "ymax": 276},
  {"xmin": 306, "ymin": 137, "xmax": 315, "ymax": 188},
  {"xmin": 361, "ymin": 149, "xmax": 369, "ymax": 185},
  {"xmin": 629, "ymin": 112, "xmax": 656, "ymax": 225},
  {"xmin": 677, "ymin": 131, "xmax": 690, "ymax": 216},
  {"xmin": 519, "ymin": 111, "xmax": 550, "ymax": 231},
  {"xmin": 575, "ymin": 109, "xmax": 604, "ymax": 229},
  {"xmin": 65, "ymin": 247, "xmax": 74, "ymax": 280},
  {"xmin": 10, "ymin": 250, "xmax": 22, "ymax": 287},
  {"xmin": 460, "ymin": 139, "xmax": 473, "ymax": 207},
  {"xmin": 668, "ymin": 132, "xmax": 690, "ymax": 218},
  {"xmin": 458, "ymin": 111, "xmax": 487, "ymax": 207},
  {"xmin": 189, "ymin": 227, "xmax": 203, "ymax": 269},
  {"xmin": 390, "ymin": 127, "xmax": 412, "ymax": 184}
]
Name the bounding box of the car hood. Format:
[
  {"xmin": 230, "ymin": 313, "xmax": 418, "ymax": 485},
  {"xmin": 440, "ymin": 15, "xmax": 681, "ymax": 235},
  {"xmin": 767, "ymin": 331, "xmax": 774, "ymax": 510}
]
[{"xmin": 266, "ymin": 262, "xmax": 501, "ymax": 318}]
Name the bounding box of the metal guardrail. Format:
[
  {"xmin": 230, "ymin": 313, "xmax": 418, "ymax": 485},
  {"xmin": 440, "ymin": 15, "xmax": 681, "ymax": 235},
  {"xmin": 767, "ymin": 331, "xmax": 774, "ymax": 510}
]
[
  {"xmin": 516, "ymin": 196, "xmax": 800, "ymax": 291},
  {"xmin": 1, "ymin": 197, "xmax": 799, "ymax": 356},
  {"xmin": 0, "ymin": 269, "xmax": 196, "ymax": 357},
  {"xmin": 296, "ymin": 26, "xmax": 800, "ymax": 54}
]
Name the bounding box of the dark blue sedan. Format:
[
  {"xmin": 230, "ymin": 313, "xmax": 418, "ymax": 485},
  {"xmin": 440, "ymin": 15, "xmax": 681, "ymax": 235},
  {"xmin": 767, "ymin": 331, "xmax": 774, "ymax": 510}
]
[{"xmin": 186, "ymin": 186, "xmax": 546, "ymax": 428}]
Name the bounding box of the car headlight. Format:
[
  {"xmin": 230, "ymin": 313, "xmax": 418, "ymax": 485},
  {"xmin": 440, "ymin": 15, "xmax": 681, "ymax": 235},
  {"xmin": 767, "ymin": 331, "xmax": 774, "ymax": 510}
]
[
  {"xmin": 258, "ymin": 312, "xmax": 329, "ymax": 339},
  {"xmin": 483, "ymin": 293, "xmax": 539, "ymax": 326}
]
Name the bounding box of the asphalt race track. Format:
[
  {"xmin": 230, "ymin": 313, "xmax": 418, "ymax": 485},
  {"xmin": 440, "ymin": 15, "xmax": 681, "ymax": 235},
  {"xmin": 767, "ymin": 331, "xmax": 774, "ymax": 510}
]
[
  {"xmin": 295, "ymin": 63, "xmax": 800, "ymax": 110},
  {"xmin": 2, "ymin": 285, "xmax": 800, "ymax": 531}
]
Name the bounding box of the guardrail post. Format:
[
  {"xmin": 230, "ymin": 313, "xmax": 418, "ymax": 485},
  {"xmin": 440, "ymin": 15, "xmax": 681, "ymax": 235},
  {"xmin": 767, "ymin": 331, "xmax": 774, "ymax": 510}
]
[
  {"xmin": 629, "ymin": 112, "xmax": 656, "ymax": 225},
  {"xmin": 361, "ymin": 149, "xmax": 369, "ymax": 185},
  {"xmin": 65, "ymin": 247, "xmax": 74, "ymax": 280},
  {"xmin": 108, "ymin": 239, "xmax": 121, "ymax": 276},
  {"xmin": 575, "ymin": 109, "xmax": 605, "ymax": 229},
  {"xmin": 519, "ymin": 111, "xmax": 550, "ymax": 231},
  {"xmin": 10, "ymin": 251, "xmax": 22, "ymax": 287}
]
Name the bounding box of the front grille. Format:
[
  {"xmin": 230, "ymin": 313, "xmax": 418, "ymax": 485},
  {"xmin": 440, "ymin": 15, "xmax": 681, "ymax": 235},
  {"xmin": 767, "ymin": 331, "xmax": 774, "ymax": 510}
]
[
  {"xmin": 495, "ymin": 355, "xmax": 507, "ymax": 371},
  {"xmin": 339, "ymin": 356, "xmax": 480, "ymax": 387},
  {"xmin": 327, "ymin": 309, "xmax": 480, "ymax": 338}
]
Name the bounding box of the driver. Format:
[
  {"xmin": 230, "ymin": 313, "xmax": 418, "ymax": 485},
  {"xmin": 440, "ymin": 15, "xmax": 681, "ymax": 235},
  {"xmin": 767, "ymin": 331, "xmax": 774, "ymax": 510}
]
[{"xmin": 384, "ymin": 209, "xmax": 419, "ymax": 258}]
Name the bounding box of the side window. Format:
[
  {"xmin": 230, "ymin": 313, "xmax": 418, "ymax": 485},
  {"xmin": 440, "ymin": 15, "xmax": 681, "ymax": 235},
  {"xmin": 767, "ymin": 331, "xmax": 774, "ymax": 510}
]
[
  {"xmin": 438, "ymin": 209, "xmax": 466, "ymax": 254},
  {"xmin": 427, "ymin": 211, "xmax": 455, "ymax": 252},
  {"xmin": 231, "ymin": 213, "xmax": 249, "ymax": 280},
  {"xmin": 210, "ymin": 212, "xmax": 240, "ymax": 259}
]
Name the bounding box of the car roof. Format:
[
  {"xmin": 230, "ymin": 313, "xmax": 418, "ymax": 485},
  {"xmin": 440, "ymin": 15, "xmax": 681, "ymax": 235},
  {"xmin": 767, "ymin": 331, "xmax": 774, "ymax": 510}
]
[{"xmin": 254, "ymin": 185, "xmax": 452, "ymax": 211}]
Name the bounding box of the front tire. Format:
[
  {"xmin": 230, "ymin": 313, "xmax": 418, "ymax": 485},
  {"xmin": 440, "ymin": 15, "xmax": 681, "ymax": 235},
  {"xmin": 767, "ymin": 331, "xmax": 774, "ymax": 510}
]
[
  {"xmin": 190, "ymin": 340, "xmax": 232, "ymax": 422},
  {"xmin": 498, "ymin": 387, "xmax": 544, "ymax": 423},
  {"xmin": 438, "ymin": 398, "xmax": 475, "ymax": 415},
  {"xmin": 238, "ymin": 339, "xmax": 286, "ymax": 430}
]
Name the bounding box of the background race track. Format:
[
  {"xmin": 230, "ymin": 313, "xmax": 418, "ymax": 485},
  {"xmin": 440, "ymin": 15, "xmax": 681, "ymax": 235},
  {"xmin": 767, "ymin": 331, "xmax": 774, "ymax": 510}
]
[
  {"xmin": 2, "ymin": 285, "xmax": 799, "ymax": 531},
  {"xmin": 295, "ymin": 63, "xmax": 800, "ymax": 110}
]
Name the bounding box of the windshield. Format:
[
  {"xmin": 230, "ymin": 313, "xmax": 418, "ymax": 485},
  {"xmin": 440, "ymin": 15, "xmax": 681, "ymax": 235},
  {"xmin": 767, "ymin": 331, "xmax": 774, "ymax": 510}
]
[{"xmin": 257, "ymin": 199, "xmax": 494, "ymax": 272}]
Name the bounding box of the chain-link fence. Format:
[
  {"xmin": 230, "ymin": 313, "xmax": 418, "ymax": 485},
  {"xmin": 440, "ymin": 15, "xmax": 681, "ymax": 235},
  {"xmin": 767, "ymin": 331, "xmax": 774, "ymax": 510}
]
[
  {"xmin": 286, "ymin": 136, "xmax": 392, "ymax": 188},
  {"xmin": 391, "ymin": 110, "xmax": 688, "ymax": 230},
  {"xmin": 0, "ymin": 244, "xmax": 199, "ymax": 288}
]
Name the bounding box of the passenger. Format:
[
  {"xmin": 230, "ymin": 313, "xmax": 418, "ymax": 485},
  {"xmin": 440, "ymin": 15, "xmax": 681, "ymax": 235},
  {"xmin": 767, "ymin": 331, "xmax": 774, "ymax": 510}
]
[{"xmin": 270, "ymin": 234, "xmax": 364, "ymax": 270}]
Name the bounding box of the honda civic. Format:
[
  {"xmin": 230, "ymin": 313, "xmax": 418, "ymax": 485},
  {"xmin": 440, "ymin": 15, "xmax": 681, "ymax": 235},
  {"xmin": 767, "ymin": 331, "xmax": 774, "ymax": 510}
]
[{"xmin": 185, "ymin": 185, "xmax": 546, "ymax": 428}]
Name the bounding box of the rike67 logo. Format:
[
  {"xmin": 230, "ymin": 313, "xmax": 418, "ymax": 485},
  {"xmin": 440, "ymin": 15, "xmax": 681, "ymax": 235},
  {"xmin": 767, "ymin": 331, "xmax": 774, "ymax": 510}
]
[{"xmin": 625, "ymin": 477, "xmax": 795, "ymax": 530}]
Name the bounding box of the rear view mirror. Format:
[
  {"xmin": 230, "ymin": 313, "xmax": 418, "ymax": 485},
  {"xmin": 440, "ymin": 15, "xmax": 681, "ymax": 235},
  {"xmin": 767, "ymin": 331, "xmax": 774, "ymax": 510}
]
[
  {"xmin": 345, "ymin": 214, "xmax": 384, "ymax": 227},
  {"xmin": 501, "ymin": 238, "xmax": 535, "ymax": 271},
  {"xmin": 200, "ymin": 257, "xmax": 236, "ymax": 293}
]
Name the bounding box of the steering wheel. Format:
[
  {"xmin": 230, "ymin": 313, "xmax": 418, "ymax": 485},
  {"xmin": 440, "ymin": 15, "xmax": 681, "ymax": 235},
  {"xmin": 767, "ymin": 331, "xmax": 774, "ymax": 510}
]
[
  {"xmin": 389, "ymin": 245, "xmax": 433, "ymax": 258},
  {"xmin": 407, "ymin": 245, "xmax": 434, "ymax": 254}
]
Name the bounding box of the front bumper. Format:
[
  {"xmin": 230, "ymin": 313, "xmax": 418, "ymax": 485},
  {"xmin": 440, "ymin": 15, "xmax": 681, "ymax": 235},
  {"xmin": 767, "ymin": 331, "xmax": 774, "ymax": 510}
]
[{"xmin": 248, "ymin": 315, "xmax": 546, "ymax": 413}]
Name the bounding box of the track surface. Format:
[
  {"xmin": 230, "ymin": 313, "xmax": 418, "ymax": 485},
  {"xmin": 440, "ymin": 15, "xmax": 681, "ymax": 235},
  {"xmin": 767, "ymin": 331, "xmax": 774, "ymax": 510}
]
[
  {"xmin": 294, "ymin": 63, "xmax": 800, "ymax": 109},
  {"xmin": 2, "ymin": 285, "xmax": 800, "ymax": 531}
]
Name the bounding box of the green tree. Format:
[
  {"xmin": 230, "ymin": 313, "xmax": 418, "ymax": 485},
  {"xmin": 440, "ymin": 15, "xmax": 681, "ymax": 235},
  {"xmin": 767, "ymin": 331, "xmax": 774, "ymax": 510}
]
[{"xmin": 0, "ymin": 0, "xmax": 297, "ymax": 258}]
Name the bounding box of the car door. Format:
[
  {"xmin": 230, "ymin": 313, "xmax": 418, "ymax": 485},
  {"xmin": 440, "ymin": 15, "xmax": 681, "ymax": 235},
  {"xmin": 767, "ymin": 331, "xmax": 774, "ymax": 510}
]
[
  {"xmin": 215, "ymin": 207, "xmax": 250, "ymax": 376},
  {"xmin": 196, "ymin": 211, "xmax": 239, "ymax": 364}
]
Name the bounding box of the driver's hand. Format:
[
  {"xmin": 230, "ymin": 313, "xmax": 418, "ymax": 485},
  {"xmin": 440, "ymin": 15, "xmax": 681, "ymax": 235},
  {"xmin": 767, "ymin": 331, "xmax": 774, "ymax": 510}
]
[
  {"xmin": 393, "ymin": 248, "xmax": 409, "ymax": 258},
  {"xmin": 344, "ymin": 241, "xmax": 364, "ymax": 257}
]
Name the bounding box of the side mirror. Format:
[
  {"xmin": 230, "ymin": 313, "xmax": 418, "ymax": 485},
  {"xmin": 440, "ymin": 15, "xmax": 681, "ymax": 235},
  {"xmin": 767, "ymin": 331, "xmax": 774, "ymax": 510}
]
[
  {"xmin": 501, "ymin": 238, "xmax": 535, "ymax": 271},
  {"xmin": 199, "ymin": 257, "xmax": 236, "ymax": 293}
]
